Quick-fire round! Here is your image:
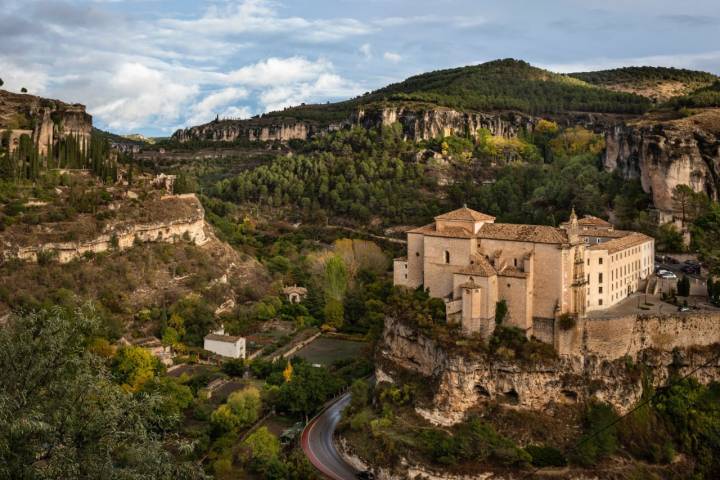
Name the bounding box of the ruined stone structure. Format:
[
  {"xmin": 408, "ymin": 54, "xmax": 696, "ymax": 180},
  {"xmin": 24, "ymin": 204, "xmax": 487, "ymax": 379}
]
[{"xmin": 393, "ymin": 207, "xmax": 654, "ymax": 339}]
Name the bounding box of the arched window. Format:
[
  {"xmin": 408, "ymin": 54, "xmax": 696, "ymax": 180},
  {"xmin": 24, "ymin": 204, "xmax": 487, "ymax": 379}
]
[{"xmin": 444, "ymin": 251, "xmax": 450, "ymax": 264}]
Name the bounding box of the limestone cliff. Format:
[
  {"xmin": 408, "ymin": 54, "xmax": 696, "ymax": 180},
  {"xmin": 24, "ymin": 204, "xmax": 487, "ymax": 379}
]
[
  {"xmin": 378, "ymin": 316, "xmax": 720, "ymax": 426},
  {"xmin": 0, "ymin": 89, "xmax": 92, "ymax": 156},
  {"xmin": 172, "ymin": 105, "xmax": 534, "ymax": 144},
  {"xmin": 352, "ymin": 105, "xmax": 534, "ymax": 141},
  {"xmin": 171, "ymin": 117, "xmax": 329, "ymax": 143},
  {"xmin": 603, "ymin": 109, "xmax": 720, "ymax": 216}
]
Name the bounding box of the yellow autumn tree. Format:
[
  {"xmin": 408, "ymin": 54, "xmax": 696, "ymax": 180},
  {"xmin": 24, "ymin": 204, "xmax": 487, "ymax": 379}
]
[{"xmin": 283, "ymin": 360, "xmax": 294, "ymax": 382}]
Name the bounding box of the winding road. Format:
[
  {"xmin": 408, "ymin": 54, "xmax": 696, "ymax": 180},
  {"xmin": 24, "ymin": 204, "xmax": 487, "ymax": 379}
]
[{"xmin": 301, "ymin": 392, "xmax": 361, "ymax": 480}]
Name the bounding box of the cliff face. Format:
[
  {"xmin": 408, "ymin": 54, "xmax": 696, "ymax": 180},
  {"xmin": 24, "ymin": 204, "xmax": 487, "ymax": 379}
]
[
  {"xmin": 171, "ymin": 105, "xmax": 535, "ymax": 144},
  {"xmin": 603, "ymin": 110, "xmax": 720, "ymax": 216},
  {"xmin": 0, "ymin": 89, "xmax": 92, "ymax": 155},
  {"xmin": 352, "ymin": 105, "xmax": 535, "ymax": 141},
  {"xmin": 171, "ymin": 117, "xmax": 328, "ymax": 143},
  {"xmin": 379, "ymin": 317, "xmax": 720, "ymax": 426}
]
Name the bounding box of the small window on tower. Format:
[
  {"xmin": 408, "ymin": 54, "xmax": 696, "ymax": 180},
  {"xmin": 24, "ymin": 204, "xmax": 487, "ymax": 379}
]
[
  {"xmin": 599, "ymin": 258, "xmax": 603, "ymax": 265},
  {"xmin": 444, "ymin": 251, "xmax": 450, "ymax": 264}
]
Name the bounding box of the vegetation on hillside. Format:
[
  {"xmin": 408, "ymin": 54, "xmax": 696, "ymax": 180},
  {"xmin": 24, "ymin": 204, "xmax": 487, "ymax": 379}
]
[
  {"xmin": 670, "ymin": 80, "xmax": 720, "ymax": 108},
  {"xmin": 570, "ymin": 66, "xmax": 717, "ymax": 90}
]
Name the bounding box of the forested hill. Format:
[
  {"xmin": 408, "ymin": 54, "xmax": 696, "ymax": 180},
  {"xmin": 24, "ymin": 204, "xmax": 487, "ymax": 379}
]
[
  {"xmin": 262, "ymin": 59, "xmax": 653, "ymax": 125},
  {"xmin": 569, "ymin": 66, "xmax": 719, "ymax": 102}
]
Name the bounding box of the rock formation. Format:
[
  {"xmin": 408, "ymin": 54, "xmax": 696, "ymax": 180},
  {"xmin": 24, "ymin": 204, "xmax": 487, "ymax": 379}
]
[
  {"xmin": 0, "ymin": 89, "xmax": 92, "ymax": 156},
  {"xmin": 0, "ymin": 193, "xmax": 207, "ymax": 264},
  {"xmin": 603, "ymin": 110, "xmax": 720, "ymax": 218},
  {"xmin": 378, "ymin": 315, "xmax": 720, "ymax": 426}
]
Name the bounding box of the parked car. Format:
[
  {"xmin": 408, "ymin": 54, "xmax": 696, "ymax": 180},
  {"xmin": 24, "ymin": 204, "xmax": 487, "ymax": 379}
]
[
  {"xmin": 679, "ymin": 306, "xmax": 690, "ymax": 312},
  {"xmin": 358, "ymin": 471, "xmax": 375, "ymax": 480},
  {"xmin": 681, "ymin": 264, "xmax": 701, "ymax": 275},
  {"xmin": 656, "ymin": 269, "xmax": 670, "ymax": 276},
  {"xmin": 661, "ymin": 272, "xmax": 678, "ymax": 279}
]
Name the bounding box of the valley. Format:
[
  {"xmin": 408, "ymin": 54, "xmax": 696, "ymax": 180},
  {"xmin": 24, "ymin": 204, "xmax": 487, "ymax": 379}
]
[{"xmin": 1, "ymin": 57, "xmax": 720, "ymax": 480}]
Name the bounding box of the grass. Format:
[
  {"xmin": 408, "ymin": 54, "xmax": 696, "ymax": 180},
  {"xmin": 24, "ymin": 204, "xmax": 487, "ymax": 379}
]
[{"xmin": 293, "ymin": 337, "xmax": 368, "ymax": 366}]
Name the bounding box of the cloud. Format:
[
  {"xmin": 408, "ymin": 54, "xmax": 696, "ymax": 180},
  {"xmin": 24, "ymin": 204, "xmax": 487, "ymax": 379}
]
[
  {"xmin": 659, "ymin": 14, "xmax": 718, "ymax": 27},
  {"xmin": 359, "ymin": 43, "xmax": 372, "ymax": 59},
  {"xmin": 539, "ymin": 50, "xmax": 720, "ymax": 73},
  {"xmin": 186, "ymin": 87, "xmax": 249, "ymax": 126},
  {"xmin": 161, "ymin": 0, "xmax": 372, "ymax": 43},
  {"xmin": 383, "ymin": 52, "xmax": 402, "ymax": 63},
  {"xmin": 91, "ymin": 62, "xmax": 199, "ymax": 131}
]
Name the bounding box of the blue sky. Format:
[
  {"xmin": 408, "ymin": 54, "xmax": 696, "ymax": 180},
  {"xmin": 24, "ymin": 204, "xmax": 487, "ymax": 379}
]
[{"xmin": 2, "ymin": 0, "xmax": 718, "ymax": 136}]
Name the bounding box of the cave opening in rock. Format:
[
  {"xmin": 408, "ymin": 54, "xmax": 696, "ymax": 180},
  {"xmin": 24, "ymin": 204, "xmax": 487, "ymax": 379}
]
[
  {"xmin": 502, "ymin": 389, "xmax": 519, "ymax": 405},
  {"xmin": 561, "ymin": 389, "xmax": 578, "ymax": 401},
  {"xmin": 475, "ymin": 385, "xmax": 490, "ymax": 397}
]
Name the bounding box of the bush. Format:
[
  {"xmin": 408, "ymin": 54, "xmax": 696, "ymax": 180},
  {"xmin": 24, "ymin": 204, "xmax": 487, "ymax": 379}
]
[
  {"xmin": 558, "ymin": 313, "xmax": 576, "ymax": 331},
  {"xmin": 525, "ymin": 445, "xmax": 567, "ymax": 467}
]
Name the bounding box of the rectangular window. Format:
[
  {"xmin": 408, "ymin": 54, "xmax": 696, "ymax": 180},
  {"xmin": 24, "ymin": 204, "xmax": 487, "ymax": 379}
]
[
  {"xmin": 599, "ymin": 299, "xmax": 603, "ymax": 306},
  {"xmin": 599, "ymin": 286, "xmax": 603, "ymax": 294},
  {"xmin": 599, "ymin": 257, "xmax": 603, "ymax": 265},
  {"xmin": 599, "ymin": 273, "xmax": 603, "ymax": 283}
]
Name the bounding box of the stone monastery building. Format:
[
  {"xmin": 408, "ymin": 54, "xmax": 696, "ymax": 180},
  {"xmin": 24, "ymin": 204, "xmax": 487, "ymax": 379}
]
[{"xmin": 393, "ymin": 207, "xmax": 654, "ymax": 339}]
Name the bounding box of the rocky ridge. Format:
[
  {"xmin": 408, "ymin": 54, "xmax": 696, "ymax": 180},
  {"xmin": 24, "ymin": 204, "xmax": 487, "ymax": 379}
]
[
  {"xmin": 0, "ymin": 89, "xmax": 92, "ymax": 156},
  {"xmin": 378, "ymin": 316, "xmax": 720, "ymax": 426}
]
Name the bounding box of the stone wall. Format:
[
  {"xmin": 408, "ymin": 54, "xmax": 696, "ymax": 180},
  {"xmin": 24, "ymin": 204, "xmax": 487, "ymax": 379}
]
[{"xmin": 556, "ymin": 311, "xmax": 720, "ymax": 359}]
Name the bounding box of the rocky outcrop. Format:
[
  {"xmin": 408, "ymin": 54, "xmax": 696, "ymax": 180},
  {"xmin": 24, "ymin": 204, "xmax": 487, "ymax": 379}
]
[
  {"xmin": 171, "ymin": 117, "xmax": 333, "ymax": 143},
  {"xmin": 172, "ymin": 105, "xmax": 535, "ymax": 144},
  {"xmin": 0, "ymin": 89, "xmax": 92, "ymax": 156},
  {"xmin": 0, "ymin": 194, "xmax": 207, "ymax": 264},
  {"xmin": 352, "ymin": 105, "xmax": 535, "ymax": 141},
  {"xmin": 603, "ymin": 110, "xmax": 720, "ymax": 216},
  {"xmin": 379, "ymin": 316, "xmax": 720, "ymax": 426}
]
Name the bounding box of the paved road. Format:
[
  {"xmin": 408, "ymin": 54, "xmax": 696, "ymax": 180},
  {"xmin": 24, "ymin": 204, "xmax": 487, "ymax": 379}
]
[{"xmin": 301, "ymin": 392, "xmax": 360, "ymax": 480}]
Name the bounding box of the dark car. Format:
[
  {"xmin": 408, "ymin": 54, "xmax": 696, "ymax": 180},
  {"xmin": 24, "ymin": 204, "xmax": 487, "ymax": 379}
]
[
  {"xmin": 681, "ymin": 264, "xmax": 701, "ymax": 275},
  {"xmin": 357, "ymin": 471, "xmax": 375, "ymax": 480}
]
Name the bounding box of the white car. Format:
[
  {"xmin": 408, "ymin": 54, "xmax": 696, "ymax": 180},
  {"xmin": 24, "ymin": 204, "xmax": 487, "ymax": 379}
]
[
  {"xmin": 656, "ymin": 269, "xmax": 670, "ymax": 276},
  {"xmin": 661, "ymin": 272, "xmax": 677, "ymax": 279}
]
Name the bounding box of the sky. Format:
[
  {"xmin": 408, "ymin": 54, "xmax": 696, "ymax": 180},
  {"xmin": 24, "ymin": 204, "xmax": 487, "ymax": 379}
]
[{"xmin": 1, "ymin": 0, "xmax": 719, "ymax": 137}]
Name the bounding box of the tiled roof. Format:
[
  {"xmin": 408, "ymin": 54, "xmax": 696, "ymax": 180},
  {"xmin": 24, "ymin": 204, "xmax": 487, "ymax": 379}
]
[
  {"xmin": 478, "ymin": 223, "xmax": 568, "ymax": 244},
  {"xmin": 458, "ymin": 254, "xmax": 496, "ymax": 276},
  {"xmin": 282, "ymin": 285, "xmax": 307, "ymax": 295},
  {"xmin": 459, "ymin": 279, "xmax": 482, "ymax": 289},
  {"xmin": 497, "ymin": 265, "xmax": 529, "ymax": 278},
  {"xmin": 435, "ymin": 207, "xmax": 495, "ymax": 222},
  {"xmin": 577, "ymin": 228, "xmax": 629, "ymax": 239},
  {"xmin": 578, "ymin": 215, "xmax": 613, "ymax": 227},
  {"xmin": 204, "ymin": 333, "xmax": 244, "ymax": 343},
  {"xmin": 407, "ymin": 223, "xmax": 475, "ymax": 238},
  {"xmin": 589, "ymin": 233, "xmax": 653, "ymax": 254}
]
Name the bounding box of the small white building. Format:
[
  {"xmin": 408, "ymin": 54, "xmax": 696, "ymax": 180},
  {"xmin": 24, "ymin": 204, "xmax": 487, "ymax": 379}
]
[
  {"xmin": 283, "ymin": 285, "xmax": 307, "ymax": 304},
  {"xmin": 203, "ymin": 326, "xmax": 246, "ymax": 359}
]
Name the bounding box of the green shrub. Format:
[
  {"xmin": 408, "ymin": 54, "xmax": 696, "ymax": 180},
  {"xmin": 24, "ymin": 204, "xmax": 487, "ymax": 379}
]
[{"xmin": 525, "ymin": 444, "xmax": 567, "ymax": 467}]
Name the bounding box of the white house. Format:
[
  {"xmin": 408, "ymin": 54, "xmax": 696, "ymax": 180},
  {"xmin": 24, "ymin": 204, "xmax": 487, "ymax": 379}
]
[{"xmin": 203, "ymin": 326, "xmax": 246, "ymax": 359}]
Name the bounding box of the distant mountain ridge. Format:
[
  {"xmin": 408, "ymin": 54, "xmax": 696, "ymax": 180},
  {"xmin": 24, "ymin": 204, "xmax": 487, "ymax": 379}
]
[{"xmin": 173, "ymin": 59, "xmax": 719, "ymax": 142}]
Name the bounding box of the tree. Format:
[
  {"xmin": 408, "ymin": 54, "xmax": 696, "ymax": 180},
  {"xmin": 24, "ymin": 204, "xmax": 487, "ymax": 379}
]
[
  {"xmin": 241, "ymin": 427, "xmax": 280, "ymax": 466},
  {"xmin": 673, "ymin": 184, "xmax": 695, "ymax": 227},
  {"xmin": 211, "ymin": 387, "xmax": 262, "ymax": 432},
  {"xmin": 322, "ymin": 255, "xmax": 349, "ymax": 328},
  {"xmin": 677, "ymin": 276, "xmax": 691, "ymax": 297},
  {"xmin": 20, "ymin": 87, "xmax": 27, "ymax": 93},
  {"xmin": 0, "ymin": 307, "xmax": 205, "ymax": 479},
  {"xmin": 0, "ymin": 78, "xmax": 3, "ymax": 87},
  {"xmin": 112, "ymin": 345, "xmax": 163, "ymax": 392}
]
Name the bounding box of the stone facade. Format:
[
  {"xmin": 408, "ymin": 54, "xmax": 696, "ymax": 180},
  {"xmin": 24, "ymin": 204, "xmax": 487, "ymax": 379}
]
[{"xmin": 393, "ymin": 207, "xmax": 654, "ymax": 340}]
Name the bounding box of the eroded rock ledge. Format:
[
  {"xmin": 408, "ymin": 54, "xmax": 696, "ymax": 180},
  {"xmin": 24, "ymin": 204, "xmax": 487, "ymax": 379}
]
[{"xmin": 378, "ymin": 316, "xmax": 720, "ymax": 426}]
